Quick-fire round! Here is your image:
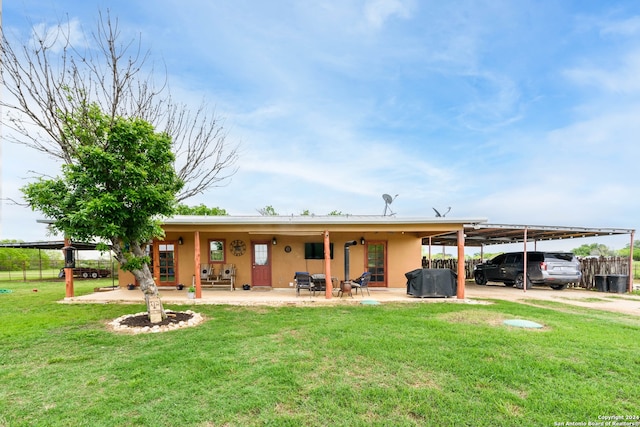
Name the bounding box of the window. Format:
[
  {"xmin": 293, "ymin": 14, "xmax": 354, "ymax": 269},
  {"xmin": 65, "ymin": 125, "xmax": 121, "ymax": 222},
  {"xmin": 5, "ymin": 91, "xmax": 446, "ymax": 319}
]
[
  {"xmin": 304, "ymin": 242, "xmax": 333, "ymax": 259},
  {"xmin": 209, "ymin": 239, "xmax": 226, "ymax": 263}
]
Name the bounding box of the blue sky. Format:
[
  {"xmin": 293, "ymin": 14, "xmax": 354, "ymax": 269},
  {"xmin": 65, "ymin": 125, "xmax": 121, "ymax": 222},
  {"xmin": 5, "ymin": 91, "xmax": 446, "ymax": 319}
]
[{"xmin": 1, "ymin": 0, "xmax": 638, "ymax": 251}]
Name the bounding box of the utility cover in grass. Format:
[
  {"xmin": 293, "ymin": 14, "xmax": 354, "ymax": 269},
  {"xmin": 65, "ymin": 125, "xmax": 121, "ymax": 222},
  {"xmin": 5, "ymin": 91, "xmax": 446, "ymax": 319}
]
[
  {"xmin": 361, "ymin": 299, "xmax": 380, "ymax": 305},
  {"xmin": 503, "ymin": 319, "xmax": 543, "ymax": 329}
]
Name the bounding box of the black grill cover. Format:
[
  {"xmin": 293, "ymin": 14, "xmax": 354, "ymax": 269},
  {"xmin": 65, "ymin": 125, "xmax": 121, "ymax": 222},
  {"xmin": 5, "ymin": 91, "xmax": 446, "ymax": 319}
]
[{"xmin": 405, "ymin": 268, "xmax": 457, "ymax": 298}]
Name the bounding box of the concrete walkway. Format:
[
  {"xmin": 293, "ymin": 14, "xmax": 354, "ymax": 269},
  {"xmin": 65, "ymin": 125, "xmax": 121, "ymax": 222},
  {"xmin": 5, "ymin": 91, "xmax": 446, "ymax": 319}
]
[{"xmin": 62, "ymin": 282, "xmax": 640, "ymax": 316}]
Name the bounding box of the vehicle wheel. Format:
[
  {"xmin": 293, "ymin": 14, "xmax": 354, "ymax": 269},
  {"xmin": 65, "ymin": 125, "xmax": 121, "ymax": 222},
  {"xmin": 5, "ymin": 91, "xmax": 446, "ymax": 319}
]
[
  {"xmin": 474, "ymin": 272, "xmax": 487, "ymax": 285},
  {"xmin": 82, "ymin": 272, "xmax": 89, "ymax": 278},
  {"xmin": 91, "ymin": 272, "xmax": 99, "ymax": 279},
  {"xmin": 514, "ymin": 274, "xmax": 532, "ymax": 289},
  {"xmin": 550, "ymin": 284, "xmax": 567, "ymax": 290}
]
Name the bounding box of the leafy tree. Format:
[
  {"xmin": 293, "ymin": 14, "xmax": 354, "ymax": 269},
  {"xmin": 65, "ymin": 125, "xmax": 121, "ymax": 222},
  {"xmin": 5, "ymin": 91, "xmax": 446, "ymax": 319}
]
[
  {"xmin": 257, "ymin": 205, "xmax": 278, "ymax": 216},
  {"xmin": 571, "ymin": 243, "xmax": 614, "ymax": 257},
  {"xmin": 618, "ymin": 240, "xmax": 640, "ymax": 261},
  {"xmin": 175, "ymin": 204, "xmax": 228, "ymax": 216},
  {"xmin": 1, "ymin": 12, "xmax": 238, "ymax": 319},
  {"xmin": 22, "ymin": 106, "xmax": 182, "ymax": 314}
]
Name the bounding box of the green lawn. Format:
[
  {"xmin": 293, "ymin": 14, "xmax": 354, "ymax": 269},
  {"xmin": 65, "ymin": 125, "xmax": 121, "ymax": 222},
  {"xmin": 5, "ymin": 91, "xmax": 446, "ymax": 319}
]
[{"xmin": 1, "ymin": 280, "xmax": 639, "ymax": 426}]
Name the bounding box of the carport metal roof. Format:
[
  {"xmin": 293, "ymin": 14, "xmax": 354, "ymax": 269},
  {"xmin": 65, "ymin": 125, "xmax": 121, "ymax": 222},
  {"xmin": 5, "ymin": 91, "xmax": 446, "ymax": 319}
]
[
  {"xmin": 424, "ymin": 223, "xmax": 635, "ymax": 247},
  {"xmin": 0, "ymin": 241, "xmax": 104, "ymax": 250}
]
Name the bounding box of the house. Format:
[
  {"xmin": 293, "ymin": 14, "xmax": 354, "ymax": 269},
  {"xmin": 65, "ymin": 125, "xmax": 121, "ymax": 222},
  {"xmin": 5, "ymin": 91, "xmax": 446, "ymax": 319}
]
[{"xmin": 118, "ymin": 215, "xmax": 488, "ymax": 298}]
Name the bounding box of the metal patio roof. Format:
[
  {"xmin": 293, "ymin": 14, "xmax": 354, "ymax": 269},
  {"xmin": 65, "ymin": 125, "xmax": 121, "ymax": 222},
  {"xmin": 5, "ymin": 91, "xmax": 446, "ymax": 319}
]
[
  {"xmin": 425, "ymin": 223, "xmax": 635, "ymax": 247},
  {"xmin": 0, "ymin": 241, "xmax": 104, "ymax": 251}
]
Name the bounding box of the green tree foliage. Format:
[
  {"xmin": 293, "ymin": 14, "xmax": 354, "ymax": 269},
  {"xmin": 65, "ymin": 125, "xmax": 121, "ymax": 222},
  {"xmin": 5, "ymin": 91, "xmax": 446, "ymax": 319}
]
[
  {"xmin": 0, "ymin": 241, "xmax": 60, "ymax": 271},
  {"xmin": 618, "ymin": 240, "xmax": 640, "ymax": 261},
  {"xmin": 257, "ymin": 205, "xmax": 278, "ymax": 216},
  {"xmin": 175, "ymin": 204, "xmax": 228, "ymax": 216},
  {"xmin": 22, "ymin": 105, "xmax": 182, "ymax": 312},
  {"xmin": 571, "ymin": 243, "xmax": 615, "ymax": 257}
]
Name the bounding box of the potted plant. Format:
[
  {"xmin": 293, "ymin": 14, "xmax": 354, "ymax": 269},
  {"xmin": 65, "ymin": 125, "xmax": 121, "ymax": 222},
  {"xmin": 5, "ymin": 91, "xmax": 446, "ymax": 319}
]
[{"xmin": 187, "ymin": 285, "xmax": 196, "ymax": 299}]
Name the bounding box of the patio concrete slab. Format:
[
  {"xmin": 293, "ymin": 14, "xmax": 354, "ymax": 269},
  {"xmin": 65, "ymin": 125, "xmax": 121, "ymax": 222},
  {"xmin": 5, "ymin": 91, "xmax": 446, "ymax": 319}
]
[{"xmin": 61, "ymin": 282, "xmax": 640, "ymax": 316}]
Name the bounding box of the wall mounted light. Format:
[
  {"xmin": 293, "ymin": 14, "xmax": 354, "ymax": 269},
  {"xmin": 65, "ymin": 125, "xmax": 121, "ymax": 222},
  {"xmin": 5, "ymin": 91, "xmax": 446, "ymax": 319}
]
[
  {"xmin": 178, "ymin": 236, "xmax": 184, "ymax": 245},
  {"xmin": 360, "ymin": 237, "xmax": 365, "ymax": 245},
  {"xmin": 272, "ymin": 237, "xmax": 277, "ymax": 245}
]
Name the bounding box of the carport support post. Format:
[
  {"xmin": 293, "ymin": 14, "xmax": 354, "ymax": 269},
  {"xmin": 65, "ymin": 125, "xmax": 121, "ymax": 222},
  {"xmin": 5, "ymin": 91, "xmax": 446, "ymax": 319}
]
[
  {"xmin": 629, "ymin": 230, "xmax": 635, "ymax": 293},
  {"xmin": 194, "ymin": 231, "xmax": 202, "ymax": 299},
  {"xmin": 323, "ymin": 231, "xmax": 332, "ymax": 299},
  {"xmin": 457, "ymin": 230, "xmax": 465, "ymax": 299},
  {"xmin": 523, "ymin": 228, "xmax": 528, "ymax": 294},
  {"xmin": 63, "ymin": 238, "xmax": 74, "ymax": 298}
]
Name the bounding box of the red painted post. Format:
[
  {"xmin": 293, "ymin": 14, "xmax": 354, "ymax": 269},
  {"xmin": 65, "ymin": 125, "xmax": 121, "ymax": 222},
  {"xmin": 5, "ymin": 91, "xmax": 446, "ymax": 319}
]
[
  {"xmin": 195, "ymin": 231, "xmax": 202, "ymax": 299},
  {"xmin": 63, "ymin": 238, "xmax": 74, "ymax": 298},
  {"xmin": 324, "ymin": 231, "xmax": 332, "ymax": 299},
  {"xmin": 523, "ymin": 228, "xmax": 528, "ymax": 294},
  {"xmin": 457, "ymin": 229, "xmax": 465, "ymax": 299},
  {"xmin": 629, "ymin": 230, "xmax": 635, "ymax": 293}
]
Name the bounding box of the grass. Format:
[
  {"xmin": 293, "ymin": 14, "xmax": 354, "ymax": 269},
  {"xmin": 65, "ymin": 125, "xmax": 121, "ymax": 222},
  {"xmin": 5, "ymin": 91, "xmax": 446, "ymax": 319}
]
[{"xmin": 1, "ymin": 281, "xmax": 639, "ymax": 426}]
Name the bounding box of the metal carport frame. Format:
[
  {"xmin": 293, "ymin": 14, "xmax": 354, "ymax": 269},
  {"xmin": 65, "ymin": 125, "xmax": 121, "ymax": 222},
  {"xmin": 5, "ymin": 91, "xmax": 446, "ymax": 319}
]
[{"xmin": 424, "ymin": 223, "xmax": 635, "ymax": 293}]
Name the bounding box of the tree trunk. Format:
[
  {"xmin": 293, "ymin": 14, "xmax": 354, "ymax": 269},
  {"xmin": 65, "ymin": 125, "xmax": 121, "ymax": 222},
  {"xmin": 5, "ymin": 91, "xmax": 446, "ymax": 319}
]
[
  {"xmin": 112, "ymin": 240, "xmax": 166, "ymax": 322},
  {"xmin": 132, "ymin": 264, "xmax": 167, "ymax": 321}
]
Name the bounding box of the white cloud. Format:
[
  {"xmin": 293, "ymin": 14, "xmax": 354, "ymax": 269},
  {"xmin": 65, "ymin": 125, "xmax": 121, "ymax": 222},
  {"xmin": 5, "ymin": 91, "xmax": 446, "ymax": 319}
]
[{"xmin": 363, "ymin": 0, "xmax": 414, "ymax": 29}]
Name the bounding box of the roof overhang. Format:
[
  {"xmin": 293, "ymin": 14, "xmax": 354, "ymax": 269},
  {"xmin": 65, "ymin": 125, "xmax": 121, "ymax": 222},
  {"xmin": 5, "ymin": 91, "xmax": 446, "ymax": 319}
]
[
  {"xmin": 161, "ymin": 215, "xmax": 489, "ymax": 237},
  {"xmin": 425, "ymin": 223, "xmax": 635, "ymax": 247}
]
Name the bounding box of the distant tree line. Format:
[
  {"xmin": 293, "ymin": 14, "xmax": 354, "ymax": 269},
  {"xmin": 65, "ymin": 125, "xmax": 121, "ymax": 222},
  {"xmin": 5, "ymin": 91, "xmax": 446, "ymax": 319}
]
[{"xmin": 0, "ymin": 241, "xmax": 61, "ymax": 270}]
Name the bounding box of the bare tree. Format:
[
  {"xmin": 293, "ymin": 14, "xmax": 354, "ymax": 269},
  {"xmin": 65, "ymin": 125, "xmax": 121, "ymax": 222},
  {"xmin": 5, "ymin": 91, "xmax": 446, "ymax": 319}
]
[
  {"xmin": 1, "ymin": 11, "xmax": 238, "ymax": 318},
  {"xmin": 0, "ymin": 11, "xmax": 238, "ymax": 200}
]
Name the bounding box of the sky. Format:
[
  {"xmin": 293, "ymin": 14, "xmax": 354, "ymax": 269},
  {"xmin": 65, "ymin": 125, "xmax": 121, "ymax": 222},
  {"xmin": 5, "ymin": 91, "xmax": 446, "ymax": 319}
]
[{"xmin": 1, "ymin": 0, "xmax": 638, "ymax": 253}]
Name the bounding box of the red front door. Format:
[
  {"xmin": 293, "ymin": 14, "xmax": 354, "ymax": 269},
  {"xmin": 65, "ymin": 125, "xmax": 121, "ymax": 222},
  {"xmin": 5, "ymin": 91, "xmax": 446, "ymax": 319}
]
[{"xmin": 251, "ymin": 241, "xmax": 272, "ymax": 287}]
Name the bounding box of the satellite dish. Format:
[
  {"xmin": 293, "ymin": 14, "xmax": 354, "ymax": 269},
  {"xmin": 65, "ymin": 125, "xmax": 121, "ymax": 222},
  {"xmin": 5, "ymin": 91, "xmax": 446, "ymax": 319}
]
[
  {"xmin": 382, "ymin": 194, "xmax": 398, "ymax": 216},
  {"xmin": 433, "ymin": 207, "xmax": 451, "ymax": 217}
]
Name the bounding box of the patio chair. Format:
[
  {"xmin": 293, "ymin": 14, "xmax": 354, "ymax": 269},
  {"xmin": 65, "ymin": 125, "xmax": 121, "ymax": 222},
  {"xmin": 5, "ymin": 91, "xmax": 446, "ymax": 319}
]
[
  {"xmin": 294, "ymin": 272, "xmax": 313, "ymax": 296},
  {"xmin": 351, "ymin": 272, "xmax": 371, "ymax": 296},
  {"xmin": 311, "ymin": 274, "xmax": 327, "ymax": 297}
]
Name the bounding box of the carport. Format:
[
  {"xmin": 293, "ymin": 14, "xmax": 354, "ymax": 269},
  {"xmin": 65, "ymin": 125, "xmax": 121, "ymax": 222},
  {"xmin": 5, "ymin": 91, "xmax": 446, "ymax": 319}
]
[
  {"xmin": 423, "ymin": 223, "xmax": 635, "ymax": 293},
  {"xmin": 0, "ymin": 240, "xmax": 111, "ymax": 296}
]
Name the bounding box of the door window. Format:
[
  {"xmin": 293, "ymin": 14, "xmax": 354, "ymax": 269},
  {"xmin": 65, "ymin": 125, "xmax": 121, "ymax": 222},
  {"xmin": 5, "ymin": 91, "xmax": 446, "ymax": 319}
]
[
  {"xmin": 157, "ymin": 243, "xmax": 176, "ymax": 284},
  {"xmin": 367, "ymin": 242, "xmax": 386, "ymax": 286}
]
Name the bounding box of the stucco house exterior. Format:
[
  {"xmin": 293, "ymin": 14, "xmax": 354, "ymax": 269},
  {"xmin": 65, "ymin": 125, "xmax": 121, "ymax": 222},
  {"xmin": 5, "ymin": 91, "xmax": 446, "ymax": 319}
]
[{"xmin": 118, "ymin": 215, "xmax": 487, "ymax": 298}]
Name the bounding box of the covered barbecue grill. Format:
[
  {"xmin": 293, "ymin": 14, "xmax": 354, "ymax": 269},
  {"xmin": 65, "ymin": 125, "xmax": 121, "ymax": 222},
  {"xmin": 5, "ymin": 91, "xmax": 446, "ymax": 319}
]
[{"xmin": 405, "ymin": 268, "xmax": 457, "ymax": 298}]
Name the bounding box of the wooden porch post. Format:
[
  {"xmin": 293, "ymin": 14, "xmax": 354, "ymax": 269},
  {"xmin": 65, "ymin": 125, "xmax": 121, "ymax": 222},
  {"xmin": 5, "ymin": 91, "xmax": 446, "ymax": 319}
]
[
  {"xmin": 456, "ymin": 229, "xmax": 465, "ymax": 299},
  {"xmin": 523, "ymin": 228, "xmax": 528, "ymax": 294},
  {"xmin": 63, "ymin": 238, "xmax": 74, "ymax": 298},
  {"xmin": 324, "ymin": 230, "xmax": 332, "ymax": 299},
  {"xmin": 629, "ymin": 230, "xmax": 635, "ymax": 293},
  {"xmin": 195, "ymin": 231, "xmax": 202, "ymax": 299}
]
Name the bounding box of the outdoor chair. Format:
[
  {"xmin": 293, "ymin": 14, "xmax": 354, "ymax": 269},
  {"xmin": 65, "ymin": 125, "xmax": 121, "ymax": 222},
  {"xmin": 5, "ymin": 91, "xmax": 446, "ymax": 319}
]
[
  {"xmin": 294, "ymin": 272, "xmax": 313, "ymax": 296},
  {"xmin": 311, "ymin": 273, "xmax": 327, "ymax": 296},
  {"xmin": 351, "ymin": 272, "xmax": 371, "ymax": 296}
]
